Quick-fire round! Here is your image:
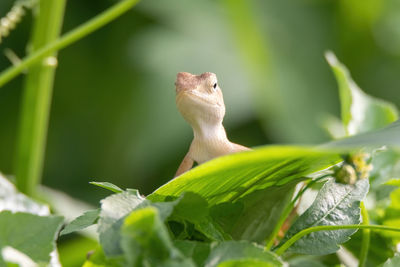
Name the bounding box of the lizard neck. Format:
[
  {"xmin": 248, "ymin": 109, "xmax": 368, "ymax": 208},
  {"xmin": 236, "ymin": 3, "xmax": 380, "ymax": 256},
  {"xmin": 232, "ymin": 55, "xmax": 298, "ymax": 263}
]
[{"xmin": 191, "ymin": 121, "xmax": 229, "ymax": 143}]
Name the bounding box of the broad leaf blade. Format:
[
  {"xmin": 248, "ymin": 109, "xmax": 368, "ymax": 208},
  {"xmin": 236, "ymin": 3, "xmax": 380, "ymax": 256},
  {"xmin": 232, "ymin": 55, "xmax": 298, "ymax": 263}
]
[
  {"xmin": 60, "ymin": 209, "xmax": 100, "ymax": 236},
  {"xmin": 325, "ymin": 51, "xmax": 398, "ymax": 135},
  {"xmin": 149, "ymin": 146, "xmax": 340, "ymax": 242},
  {"xmin": 149, "ymin": 146, "xmax": 340, "ymax": 204},
  {"xmin": 0, "ymin": 211, "xmax": 63, "ymax": 263},
  {"xmin": 279, "ymin": 179, "xmax": 369, "ymax": 255}
]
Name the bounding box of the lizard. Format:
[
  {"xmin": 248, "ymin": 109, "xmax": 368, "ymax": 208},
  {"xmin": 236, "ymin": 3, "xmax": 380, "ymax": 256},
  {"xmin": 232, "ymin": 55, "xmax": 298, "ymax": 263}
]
[{"xmin": 174, "ymin": 72, "xmax": 250, "ymax": 177}]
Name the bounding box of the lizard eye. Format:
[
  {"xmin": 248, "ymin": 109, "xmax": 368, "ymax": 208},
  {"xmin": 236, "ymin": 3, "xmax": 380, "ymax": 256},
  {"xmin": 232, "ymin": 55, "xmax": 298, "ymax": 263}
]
[{"xmin": 213, "ymin": 83, "xmax": 217, "ymax": 89}]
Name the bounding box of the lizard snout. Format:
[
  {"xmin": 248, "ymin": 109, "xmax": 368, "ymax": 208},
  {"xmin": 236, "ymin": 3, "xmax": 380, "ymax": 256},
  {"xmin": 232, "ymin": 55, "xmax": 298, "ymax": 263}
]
[{"xmin": 175, "ymin": 72, "xmax": 198, "ymax": 94}]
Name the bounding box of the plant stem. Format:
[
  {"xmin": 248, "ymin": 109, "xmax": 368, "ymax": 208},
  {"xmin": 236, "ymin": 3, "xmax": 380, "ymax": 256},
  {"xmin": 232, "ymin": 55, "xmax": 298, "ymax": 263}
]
[
  {"xmin": 0, "ymin": 0, "xmax": 141, "ymax": 88},
  {"xmin": 15, "ymin": 0, "xmax": 66, "ymax": 196},
  {"xmin": 275, "ymin": 224, "xmax": 400, "ymax": 256},
  {"xmin": 265, "ymin": 174, "xmax": 330, "ymax": 250},
  {"xmin": 358, "ymin": 202, "xmax": 370, "ymax": 267}
]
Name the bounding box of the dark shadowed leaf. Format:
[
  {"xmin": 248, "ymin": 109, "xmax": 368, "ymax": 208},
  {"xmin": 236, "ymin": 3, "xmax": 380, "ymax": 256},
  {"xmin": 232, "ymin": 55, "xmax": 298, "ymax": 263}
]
[{"xmin": 279, "ymin": 179, "xmax": 369, "ymax": 255}]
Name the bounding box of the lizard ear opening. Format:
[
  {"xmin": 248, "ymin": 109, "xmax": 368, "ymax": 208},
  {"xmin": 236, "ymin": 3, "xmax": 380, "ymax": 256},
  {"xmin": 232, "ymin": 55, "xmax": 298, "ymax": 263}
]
[{"xmin": 213, "ymin": 83, "xmax": 217, "ymax": 89}]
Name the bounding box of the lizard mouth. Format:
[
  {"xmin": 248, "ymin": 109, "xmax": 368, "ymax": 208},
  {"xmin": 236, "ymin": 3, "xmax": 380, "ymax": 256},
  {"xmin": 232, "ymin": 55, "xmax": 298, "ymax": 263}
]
[{"xmin": 176, "ymin": 90, "xmax": 221, "ymax": 108}]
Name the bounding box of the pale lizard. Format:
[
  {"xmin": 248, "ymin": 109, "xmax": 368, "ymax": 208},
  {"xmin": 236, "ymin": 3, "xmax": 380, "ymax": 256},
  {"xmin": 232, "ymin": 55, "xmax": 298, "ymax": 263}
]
[{"xmin": 174, "ymin": 72, "xmax": 250, "ymax": 176}]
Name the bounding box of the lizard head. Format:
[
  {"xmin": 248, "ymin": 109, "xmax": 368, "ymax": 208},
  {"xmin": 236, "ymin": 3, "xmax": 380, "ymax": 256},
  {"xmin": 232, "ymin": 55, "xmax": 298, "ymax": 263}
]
[{"xmin": 175, "ymin": 72, "xmax": 225, "ymax": 127}]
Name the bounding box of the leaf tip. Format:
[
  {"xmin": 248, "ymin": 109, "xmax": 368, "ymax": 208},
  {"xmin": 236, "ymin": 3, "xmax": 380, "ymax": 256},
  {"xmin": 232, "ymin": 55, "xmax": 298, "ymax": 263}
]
[{"xmin": 324, "ymin": 50, "xmax": 338, "ymax": 66}]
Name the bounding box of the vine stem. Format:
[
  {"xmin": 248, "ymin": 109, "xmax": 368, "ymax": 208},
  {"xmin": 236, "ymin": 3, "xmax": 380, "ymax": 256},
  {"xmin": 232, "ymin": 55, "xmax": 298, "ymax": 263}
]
[
  {"xmin": 264, "ymin": 174, "xmax": 330, "ymax": 250},
  {"xmin": 358, "ymin": 202, "xmax": 370, "ymax": 267},
  {"xmin": 274, "ymin": 224, "xmax": 400, "ymax": 256},
  {"xmin": 15, "ymin": 0, "xmax": 67, "ymax": 196},
  {"xmin": 0, "ymin": 0, "xmax": 141, "ymax": 88}
]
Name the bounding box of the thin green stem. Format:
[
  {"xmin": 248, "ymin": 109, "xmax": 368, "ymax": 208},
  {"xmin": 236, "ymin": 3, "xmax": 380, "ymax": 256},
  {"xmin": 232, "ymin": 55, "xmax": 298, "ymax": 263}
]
[
  {"xmin": 15, "ymin": 0, "xmax": 66, "ymax": 196},
  {"xmin": 358, "ymin": 202, "xmax": 370, "ymax": 267},
  {"xmin": 265, "ymin": 174, "xmax": 330, "ymax": 250},
  {"xmin": 0, "ymin": 0, "xmax": 141, "ymax": 88},
  {"xmin": 275, "ymin": 224, "xmax": 400, "ymax": 256}
]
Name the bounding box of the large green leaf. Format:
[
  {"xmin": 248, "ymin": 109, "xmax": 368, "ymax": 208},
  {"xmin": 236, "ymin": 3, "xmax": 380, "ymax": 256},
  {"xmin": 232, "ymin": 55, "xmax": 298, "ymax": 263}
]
[
  {"xmin": 279, "ymin": 179, "xmax": 369, "ymax": 255},
  {"xmin": 148, "ymin": 146, "xmax": 340, "ymax": 242},
  {"xmin": 204, "ymin": 241, "xmax": 282, "ymax": 267},
  {"xmin": 325, "ymin": 51, "xmax": 398, "ymax": 136},
  {"xmin": 0, "ymin": 211, "xmax": 63, "ymax": 264},
  {"xmin": 149, "ymin": 146, "xmax": 339, "ymax": 203}
]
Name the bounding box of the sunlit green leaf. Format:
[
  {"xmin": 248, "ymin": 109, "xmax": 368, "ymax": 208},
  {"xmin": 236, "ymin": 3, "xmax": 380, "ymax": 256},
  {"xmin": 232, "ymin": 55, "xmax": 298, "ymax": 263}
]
[
  {"xmin": 279, "ymin": 179, "xmax": 369, "ymax": 255},
  {"xmin": 149, "ymin": 146, "xmax": 340, "ymax": 242}
]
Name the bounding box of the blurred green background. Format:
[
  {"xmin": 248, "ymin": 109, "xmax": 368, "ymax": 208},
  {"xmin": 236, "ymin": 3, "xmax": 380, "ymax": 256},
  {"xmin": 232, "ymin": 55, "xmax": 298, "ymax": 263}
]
[{"xmin": 1, "ymin": 0, "xmax": 400, "ymax": 204}]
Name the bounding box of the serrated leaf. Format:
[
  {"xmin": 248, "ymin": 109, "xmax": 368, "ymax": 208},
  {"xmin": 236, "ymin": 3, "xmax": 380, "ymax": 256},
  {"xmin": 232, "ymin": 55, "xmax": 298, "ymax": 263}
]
[
  {"xmin": 120, "ymin": 206, "xmax": 194, "ymax": 267},
  {"xmin": 204, "ymin": 241, "xmax": 282, "ymax": 267},
  {"xmin": 98, "ymin": 190, "xmax": 149, "ymax": 256},
  {"xmin": 0, "ymin": 211, "xmax": 63, "ymax": 263},
  {"xmin": 325, "ymin": 51, "xmax": 398, "ymax": 136},
  {"xmin": 279, "ymin": 179, "xmax": 369, "ymax": 255},
  {"xmin": 90, "ymin": 182, "xmax": 123, "ymax": 193},
  {"xmin": 60, "ymin": 209, "xmax": 100, "ymax": 236}
]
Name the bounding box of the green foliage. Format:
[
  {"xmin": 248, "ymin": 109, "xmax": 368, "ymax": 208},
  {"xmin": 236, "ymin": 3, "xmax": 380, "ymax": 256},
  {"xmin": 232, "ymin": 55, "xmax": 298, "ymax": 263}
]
[
  {"xmin": 279, "ymin": 179, "xmax": 369, "ymax": 255},
  {"xmin": 325, "ymin": 51, "xmax": 398, "ymax": 136},
  {"xmin": 90, "ymin": 182, "xmax": 124, "ymax": 193},
  {"xmin": 0, "ymin": 211, "xmax": 63, "ymax": 263},
  {"xmin": 60, "ymin": 209, "xmax": 100, "ymax": 236},
  {"xmin": 382, "ymin": 254, "xmax": 400, "ymax": 267},
  {"xmin": 0, "ymin": 174, "xmax": 64, "ymax": 265}
]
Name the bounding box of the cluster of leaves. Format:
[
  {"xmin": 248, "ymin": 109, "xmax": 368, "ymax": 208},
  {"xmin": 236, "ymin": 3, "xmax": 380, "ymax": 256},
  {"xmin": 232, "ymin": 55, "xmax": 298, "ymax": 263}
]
[
  {"xmin": 60, "ymin": 53, "xmax": 400, "ymax": 266},
  {"xmin": 1, "ymin": 52, "xmax": 400, "ymax": 266}
]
